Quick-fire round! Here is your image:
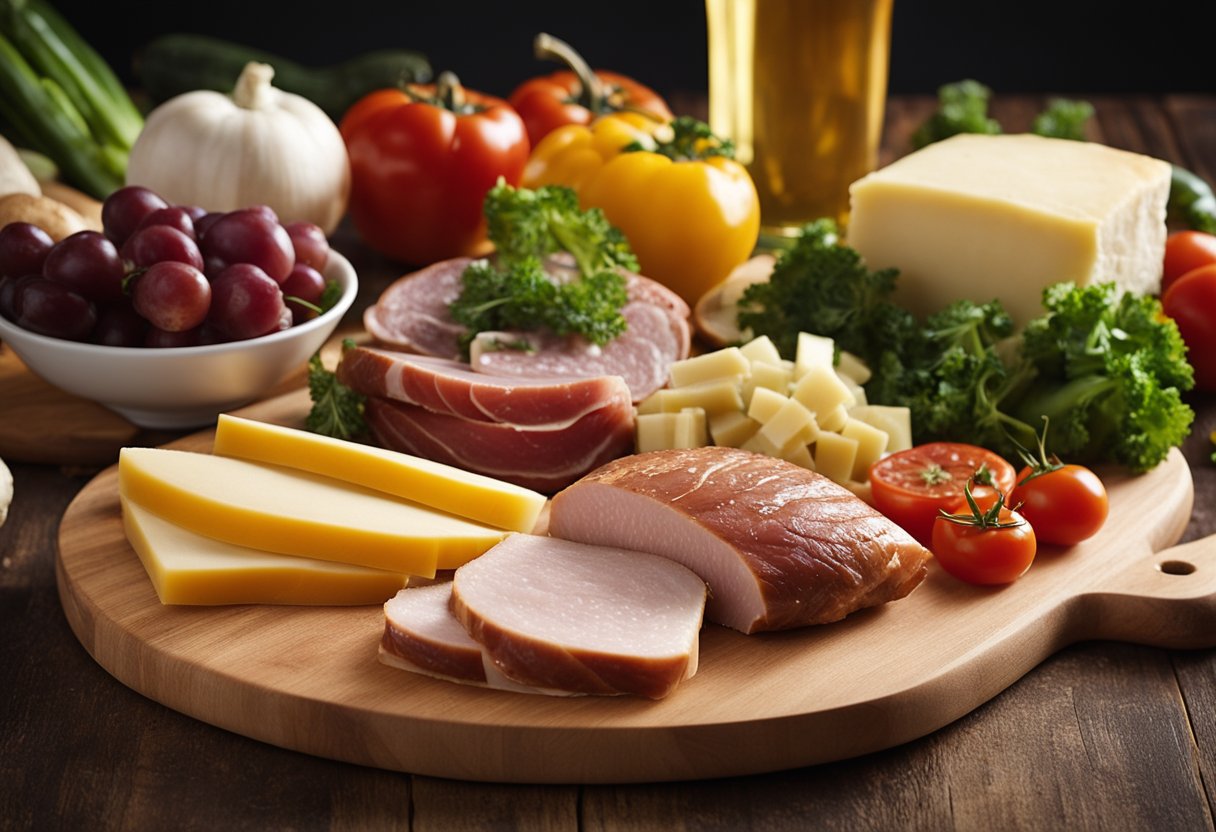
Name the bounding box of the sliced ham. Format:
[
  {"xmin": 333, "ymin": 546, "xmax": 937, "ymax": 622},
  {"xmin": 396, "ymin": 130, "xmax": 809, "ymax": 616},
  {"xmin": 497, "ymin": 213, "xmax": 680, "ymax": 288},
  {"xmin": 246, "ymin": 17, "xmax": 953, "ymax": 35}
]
[
  {"xmin": 547, "ymin": 446, "xmax": 931, "ymax": 634},
  {"xmin": 364, "ymin": 394, "xmax": 635, "ymax": 493},
  {"xmin": 363, "ymin": 257, "xmax": 471, "ymax": 359},
  {"xmin": 470, "ymin": 300, "xmax": 691, "ymax": 403},
  {"xmin": 379, "ymin": 583, "xmax": 574, "ymax": 695},
  {"xmin": 361, "ymin": 254, "xmax": 691, "ymax": 400},
  {"xmin": 449, "ymin": 533, "xmax": 706, "ymax": 699},
  {"xmin": 337, "ymin": 346, "xmax": 633, "ymax": 429}
]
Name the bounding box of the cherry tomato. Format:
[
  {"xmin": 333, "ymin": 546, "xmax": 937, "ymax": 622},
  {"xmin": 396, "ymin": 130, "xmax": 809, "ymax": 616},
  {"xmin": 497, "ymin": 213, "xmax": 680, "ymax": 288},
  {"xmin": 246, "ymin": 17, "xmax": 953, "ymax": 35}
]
[
  {"xmin": 1161, "ymin": 262, "xmax": 1216, "ymax": 391},
  {"xmin": 1010, "ymin": 463, "xmax": 1108, "ymax": 546},
  {"xmin": 1162, "ymin": 230, "xmax": 1216, "ymax": 294},
  {"xmin": 931, "ymin": 495, "xmax": 1036, "ymax": 585},
  {"xmin": 868, "ymin": 442, "xmax": 1017, "ymax": 548}
]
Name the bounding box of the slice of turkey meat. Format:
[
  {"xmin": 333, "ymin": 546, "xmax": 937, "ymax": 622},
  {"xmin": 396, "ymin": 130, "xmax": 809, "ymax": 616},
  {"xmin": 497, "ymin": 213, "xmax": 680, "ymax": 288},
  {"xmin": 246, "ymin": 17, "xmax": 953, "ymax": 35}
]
[
  {"xmin": 449, "ymin": 533, "xmax": 706, "ymax": 699},
  {"xmin": 363, "ymin": 392, "xmax": 635, "ymax": 493},
  {"xmin": 360, "ymin": 254, "xmax": 690, "ymax": 401},
  {"xmin": 379, "ymin": 583, "xmax": 577, "ymax": 696},
  {"xmin": 547, "ymin": 446, "xmax": 932, "ymax": 634},
  {"xmin": 337, "ymin": 346, "xmax": 633, "ymax": 429}
]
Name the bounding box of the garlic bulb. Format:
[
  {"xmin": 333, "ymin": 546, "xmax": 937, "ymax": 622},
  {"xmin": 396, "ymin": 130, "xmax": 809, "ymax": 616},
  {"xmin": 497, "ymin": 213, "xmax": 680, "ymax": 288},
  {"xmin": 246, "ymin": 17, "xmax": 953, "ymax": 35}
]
[{"xmin": 126, "ymin": 62, "xmax": 350, "ymax": 234}]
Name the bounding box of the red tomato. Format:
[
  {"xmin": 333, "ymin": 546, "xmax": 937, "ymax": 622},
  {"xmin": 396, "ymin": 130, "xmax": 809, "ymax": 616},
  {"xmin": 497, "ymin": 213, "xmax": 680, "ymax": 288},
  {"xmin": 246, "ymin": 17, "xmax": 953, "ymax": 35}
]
[
  {"xmin": 1163, "ymin": 231, "xmax": 1216, "ymax": 294},
  {"xmin": 339, "ymin": 75, "xmax": 530, "ymax": 266},
  {"xmin": 931, "ymin": 499, "xmax": 1036, "ymax": 585},
  {"xmin": 1010, "ymin": 464, "xmax": 1109, "ymax": 546},
  {"xmin": 507, "ymin": 35, "xmax": 672, "ymax": 148},
  {"xmin": 869, "ymin": 442, "xmax": 1017, "ymax": 548},
  {"xmin": 1161, "ymin": 262, "xmax": 1216, "ymax": 391}
]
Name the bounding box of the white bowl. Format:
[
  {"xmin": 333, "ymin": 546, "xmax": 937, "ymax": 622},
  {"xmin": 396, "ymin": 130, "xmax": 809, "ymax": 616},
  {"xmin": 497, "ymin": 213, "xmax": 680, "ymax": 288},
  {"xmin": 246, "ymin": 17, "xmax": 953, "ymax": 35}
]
[{"xmin": 0, "ymin": 251, "xmax": 357, "ymax": 430}]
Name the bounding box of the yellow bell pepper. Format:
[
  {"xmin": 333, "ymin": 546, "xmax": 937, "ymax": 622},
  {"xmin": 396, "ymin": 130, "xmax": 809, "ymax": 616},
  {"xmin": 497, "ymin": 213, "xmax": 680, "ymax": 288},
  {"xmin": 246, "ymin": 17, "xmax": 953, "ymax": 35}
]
[{"xmin": 523, "ymin": 115, "xmax": 760, "ymax": 306}]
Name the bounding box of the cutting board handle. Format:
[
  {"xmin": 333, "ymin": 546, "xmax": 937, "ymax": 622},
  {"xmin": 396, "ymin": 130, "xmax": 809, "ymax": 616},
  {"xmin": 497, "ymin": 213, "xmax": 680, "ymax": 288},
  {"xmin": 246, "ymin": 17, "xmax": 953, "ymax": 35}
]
[{"xmin": 1079, "ymin": 533, "xmax": 1216, "ymax": 649}]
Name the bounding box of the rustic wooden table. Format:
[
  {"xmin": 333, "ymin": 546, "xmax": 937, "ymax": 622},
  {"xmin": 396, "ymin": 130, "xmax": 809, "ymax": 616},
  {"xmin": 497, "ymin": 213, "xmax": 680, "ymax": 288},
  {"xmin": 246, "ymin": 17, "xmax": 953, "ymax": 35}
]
[{"xmin": 2, "ymin": 93, "xmax": 1215, "ymax": 831}]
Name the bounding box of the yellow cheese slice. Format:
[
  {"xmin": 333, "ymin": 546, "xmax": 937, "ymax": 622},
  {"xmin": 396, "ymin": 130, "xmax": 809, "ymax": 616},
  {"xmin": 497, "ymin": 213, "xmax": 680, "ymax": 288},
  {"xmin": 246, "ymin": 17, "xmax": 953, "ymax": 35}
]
[
  {"xmin": 118, "ymin": 447, "xmax": 509, "ymax": 576},
  {"xmin": 211, "ymin": 414, "xmax": 546, "ymax": 533},
  {"xmin": 121, "ymin": 497, "xmax": 408, "ymax": 606},
  {"xmin": 847, "ymin": 133, "xmax": 1171, "ymax": 326}
]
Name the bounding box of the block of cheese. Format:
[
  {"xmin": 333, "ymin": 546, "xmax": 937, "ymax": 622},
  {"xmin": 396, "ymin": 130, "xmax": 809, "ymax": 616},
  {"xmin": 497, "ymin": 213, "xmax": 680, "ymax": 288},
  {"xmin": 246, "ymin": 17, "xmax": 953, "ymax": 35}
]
[
  {"xmin": 846, "ymin": 133, "xmax": 1172, "ymax": 326},
  {"xmin": 118, "ymin": 447, "xmax": 508, "ymax": 577},
  {"xmin": 122, "ymin": 497, "xmax": 409, "ymax": 606},
  {"xmin": 211, "ymin": 414, "xmax": 546, "ymax": 533}
]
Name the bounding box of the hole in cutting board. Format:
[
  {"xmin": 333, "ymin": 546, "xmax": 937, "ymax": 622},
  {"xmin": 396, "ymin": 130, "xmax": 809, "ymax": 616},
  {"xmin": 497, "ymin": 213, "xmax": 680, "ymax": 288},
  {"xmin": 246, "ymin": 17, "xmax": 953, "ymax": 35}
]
[{"xmin": 1159, "ymin": 560, "xmax": 1196, "ymax": 576}]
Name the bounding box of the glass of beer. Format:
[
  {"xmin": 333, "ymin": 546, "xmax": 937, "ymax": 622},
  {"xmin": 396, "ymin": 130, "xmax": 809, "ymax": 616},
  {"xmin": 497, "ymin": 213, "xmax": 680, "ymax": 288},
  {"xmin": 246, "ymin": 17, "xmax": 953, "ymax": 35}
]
[{"xmin": 706, "ymin": 0, "xmax": 894, "ymax": 237}]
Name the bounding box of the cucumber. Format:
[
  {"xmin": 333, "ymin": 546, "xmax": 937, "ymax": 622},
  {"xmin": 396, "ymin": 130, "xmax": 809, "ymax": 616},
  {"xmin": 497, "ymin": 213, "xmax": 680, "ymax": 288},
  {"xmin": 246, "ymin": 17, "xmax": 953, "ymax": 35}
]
[{"xmin": 135, "ymin": 34, "xmax": 432, "ymax": 121}]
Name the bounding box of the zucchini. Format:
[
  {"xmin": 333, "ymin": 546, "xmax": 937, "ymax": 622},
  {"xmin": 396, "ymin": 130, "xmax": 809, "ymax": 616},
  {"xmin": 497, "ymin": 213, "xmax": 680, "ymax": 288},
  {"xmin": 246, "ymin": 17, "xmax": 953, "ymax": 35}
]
[{"xmin": 135, "ymin": 34, "xmax": 432, "ymax": 122}]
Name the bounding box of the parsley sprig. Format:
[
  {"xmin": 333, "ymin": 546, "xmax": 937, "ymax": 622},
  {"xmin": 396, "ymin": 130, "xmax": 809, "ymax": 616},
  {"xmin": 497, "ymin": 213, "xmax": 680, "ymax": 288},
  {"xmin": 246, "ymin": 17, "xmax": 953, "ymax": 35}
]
[{"xmin": 449, "ymin": 181, "xmax": 635, "ymax": 355}]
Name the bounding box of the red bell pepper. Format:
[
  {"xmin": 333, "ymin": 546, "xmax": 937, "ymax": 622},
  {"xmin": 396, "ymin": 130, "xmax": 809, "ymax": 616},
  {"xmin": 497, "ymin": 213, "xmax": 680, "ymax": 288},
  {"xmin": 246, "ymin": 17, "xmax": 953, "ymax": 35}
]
[
  {"xmin": 508, "ymin": 33, "xmax": 672, "ymax": 148},
  {"xmin": 340, "ymin": 72, "xmax": 529, "ymax": 266}
]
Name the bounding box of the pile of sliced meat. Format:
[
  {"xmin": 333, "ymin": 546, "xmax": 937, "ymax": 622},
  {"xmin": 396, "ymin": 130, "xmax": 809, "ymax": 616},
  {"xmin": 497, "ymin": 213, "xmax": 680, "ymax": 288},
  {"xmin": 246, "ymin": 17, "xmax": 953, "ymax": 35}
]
[
  {"xmin": 378, "ymin": 446, "xmax": 932, "ymax": 700},
  {"xmin": 379, "ymin": 533, "xmax": 707, "ymax": 699},
  {"xmin": 361, "ymin": 254, "xmax": 691, "ymax": 403},
  {"xmin": 346, "ymin": 255, "xmax": 693, "ymax": 491},
  {"xmin": 338, "ymin": 347, "xmax": 635, "ymax": 492}
]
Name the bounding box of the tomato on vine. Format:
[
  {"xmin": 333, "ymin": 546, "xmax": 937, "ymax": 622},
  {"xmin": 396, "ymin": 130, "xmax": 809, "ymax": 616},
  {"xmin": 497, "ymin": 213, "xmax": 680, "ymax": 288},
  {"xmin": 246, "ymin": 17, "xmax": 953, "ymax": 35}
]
[
  {"xmin": 931, "ymin": 482, "xmax": 1036, "ymax": 586},
  {"xmin": 1009, "ymin": 419, "xmax": 1109, "ymax": 547}
]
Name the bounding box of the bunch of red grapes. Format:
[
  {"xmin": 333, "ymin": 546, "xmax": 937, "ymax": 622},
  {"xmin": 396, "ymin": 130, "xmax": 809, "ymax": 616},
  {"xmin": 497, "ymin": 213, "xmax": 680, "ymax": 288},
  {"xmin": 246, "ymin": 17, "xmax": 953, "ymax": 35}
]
[{"xmin": 0, "ymin": 186, "xmax": 334, "ymax": 347}]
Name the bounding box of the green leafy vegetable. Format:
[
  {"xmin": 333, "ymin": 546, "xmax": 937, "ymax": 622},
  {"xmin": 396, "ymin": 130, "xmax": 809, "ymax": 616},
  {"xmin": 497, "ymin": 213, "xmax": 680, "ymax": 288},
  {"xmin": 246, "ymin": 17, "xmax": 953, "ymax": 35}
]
[
  {"xmin": 449, "ymin": 181, "xmax": 634, "ymax": 355},
  {"xmin": 910, "ymin": 79, "xmax": 1002, "ymax": 150},
  {"xmin": 1168, "ymin": 164, "xmax": 1216, "ymax": 234},
  {"xmin": 1031, "ymin": 98, "xmax": 1095, "ymax": 141},
  {"xmin": 735, "ymin": 218, "xmax": 914, "ymax": 363},
  {"xmin": 623, "ymin": 115, "xmax": 736, "ymax": 161},
  {"xmin": 305, "ymin": 340, "xmax": 366, "ymax": 440}
]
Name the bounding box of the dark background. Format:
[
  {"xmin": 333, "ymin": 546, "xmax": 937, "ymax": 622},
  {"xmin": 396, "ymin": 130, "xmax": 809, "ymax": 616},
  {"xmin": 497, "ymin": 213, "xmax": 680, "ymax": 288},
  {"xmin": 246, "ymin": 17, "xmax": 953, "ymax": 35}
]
[{"xmin": 50, "ymin": 0, "xmax": 1209, "ymax": 103}]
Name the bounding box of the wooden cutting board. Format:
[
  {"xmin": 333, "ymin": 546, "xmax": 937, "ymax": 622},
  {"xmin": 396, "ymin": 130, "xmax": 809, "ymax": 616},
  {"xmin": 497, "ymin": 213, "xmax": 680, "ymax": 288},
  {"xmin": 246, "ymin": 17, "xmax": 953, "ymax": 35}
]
[{"xmin": 55, "ymin": 390, "xmax": 1216, "ymax": 784}]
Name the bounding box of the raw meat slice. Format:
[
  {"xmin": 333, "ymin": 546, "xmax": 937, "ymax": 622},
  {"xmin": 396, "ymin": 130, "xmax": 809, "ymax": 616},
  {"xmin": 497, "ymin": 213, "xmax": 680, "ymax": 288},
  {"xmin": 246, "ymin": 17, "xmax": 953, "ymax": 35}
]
[
  {"xmin": 337, "ymin": 346, "xmax": 633, "ymax": 428},
  {"xmin": 361, "ymin": 254, "xmax": 691, "ymax": 383},
  {"xmin": 379, "ymin": 583, "xmax": 573, "ymax": 695},
  {"xmin": 547, "ymin": 446, "xmax": 931, "ymax": 634},
  {"xmin": 364, "ymin": 393, "xmax": 635, "ymax": 493},
  {"xmin": 470, "ymin": 300, "xmax": 690, "ymax": 403},
  {"xmin": 450, "ymin": 534, "xmax": 706, "ymax": 699},
  {"xmin": 363, "ymin": 257, "xmax": 471, "ymax": 359}
]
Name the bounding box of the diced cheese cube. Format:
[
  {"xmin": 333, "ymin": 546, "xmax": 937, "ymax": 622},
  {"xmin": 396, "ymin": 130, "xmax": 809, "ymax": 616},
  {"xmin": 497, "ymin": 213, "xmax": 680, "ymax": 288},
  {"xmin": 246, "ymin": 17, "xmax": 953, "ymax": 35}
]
[
  {"xmin": 121, "ymin": 497, "xmax": 409, "ymax": 606},
  {"xmin": 817, "ymin": 403, "xmax": 850, "ymax": 433},
  {"xmin": 780, "ymin": 441, "xmax": 815, "ymax": 470},
  {"xmin": 759, "ymin": 396, "xmax": 819, "ymax": 449},
  {"xmin": 739, "ymin": 334, "xmax": 784, "ymax": 367},
  {"xmin": 740, "ymin": 430, "xmax": 785, "ymax": 458},
  {"xmin": 709, "ymin": 409, "xmax": 761, "ymax": 448},
  {"xmin": 673, "ymin": 408, "xmax": 709, "ymax": 448},
  {"xmin": 747, "ymin": 386, "xmax": 789, "ymax": 424},
  {"xmin": 635, "ymin": 393, "xmax": 663, "ymax": 415},
  {"xmin": 118, "ymin": 447, "xmax": 506, "ymax": 576},
  {"xmin": 743, "ymin": 361, "xmax": 793, "ymax": 405},
  {"xmin": 847, "ymin": 133, "xmax": 1172, "ymax": 326},
  {"xmin": 650, "ymin": 379, "xmax": 743, "ymax": 415},
  {"xmin": 212, "ymin": 414, "xmax": 544, "ymax": 533},
  {"xmin": 813, "ymin": 432, "xmax": 860, "ymax": 484},
  {"xmin": 668, "ymin": 347, "xmax": 750, "ymax": 387},
  {"xmin": 794, "ymin": 332, "xmax": 835, "ymax": 379},
  {"xmin": 636, "ymin": 412, "xmax": 680, "ymax": 452},
  {"xmin": 849, "ymin": 404, "xmax": 913, "ymax": 452},
  {"xmin": 791, "ymin": 363, "xmax": 855, "ymax": 415},
  {"xmin": 836, "ymin": 350, "xmax": 872, "ymax": 385},
  {"xmin": 839, "ymin": 417, "xmax": 889, "ymax": 481}
]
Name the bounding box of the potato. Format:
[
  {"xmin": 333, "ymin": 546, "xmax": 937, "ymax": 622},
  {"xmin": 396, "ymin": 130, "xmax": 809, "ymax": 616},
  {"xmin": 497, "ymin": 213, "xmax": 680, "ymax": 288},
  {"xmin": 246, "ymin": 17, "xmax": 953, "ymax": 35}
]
[
  {"xmin": 40, "ymin": 181, "xmax": 103, "ymax": 231},
  {"xmin": 0, "ymin": 192, "xmax": 90, "ymax": 242}
]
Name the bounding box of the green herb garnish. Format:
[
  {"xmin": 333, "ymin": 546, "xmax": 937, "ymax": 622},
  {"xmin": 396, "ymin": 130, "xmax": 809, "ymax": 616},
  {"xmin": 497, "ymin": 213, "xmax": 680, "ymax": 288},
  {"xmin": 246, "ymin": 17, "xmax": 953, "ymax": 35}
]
[
  {"xmin": 449, "ymin": 181, "xmax": 635, "ymax": 355},
  {"xmin": 305, "ymin": 339, "xmax": 366, "ymax": 440}
]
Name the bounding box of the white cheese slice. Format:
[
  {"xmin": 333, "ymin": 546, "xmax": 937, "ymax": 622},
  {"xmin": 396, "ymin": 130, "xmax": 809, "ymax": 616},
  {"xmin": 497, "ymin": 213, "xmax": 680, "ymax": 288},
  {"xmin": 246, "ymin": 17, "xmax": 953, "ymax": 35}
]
[{"xmin": 846, "ymin": 133, "xmax": 1171, "ymax": 326}]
